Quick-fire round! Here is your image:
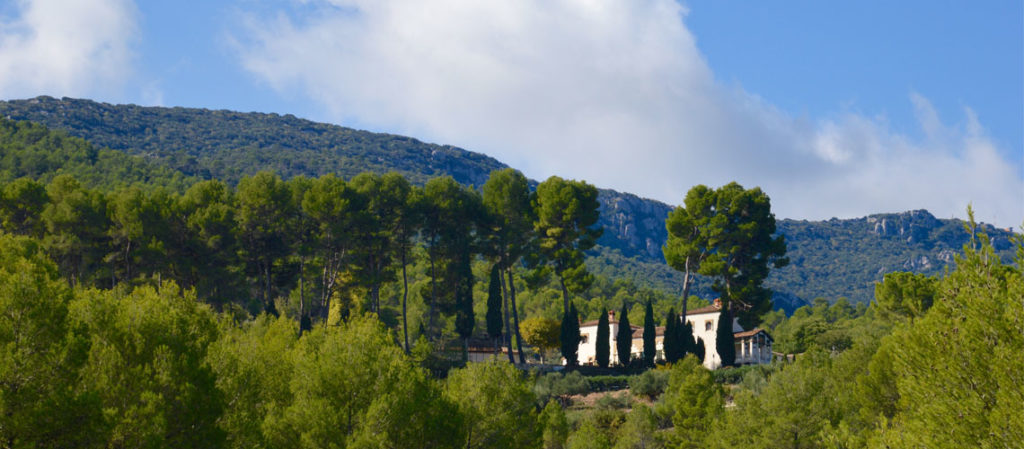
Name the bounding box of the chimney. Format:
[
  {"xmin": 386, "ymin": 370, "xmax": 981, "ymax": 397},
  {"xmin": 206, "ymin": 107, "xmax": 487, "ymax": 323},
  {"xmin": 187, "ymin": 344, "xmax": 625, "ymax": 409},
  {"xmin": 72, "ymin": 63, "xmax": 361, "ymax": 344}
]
[
  {"xmin": 608, "ymin": 310, "xmax": 615, "ymax": 322},
  {"xmin": 713, "ymin": 298, "xmax": 721, "ymax": 309}
]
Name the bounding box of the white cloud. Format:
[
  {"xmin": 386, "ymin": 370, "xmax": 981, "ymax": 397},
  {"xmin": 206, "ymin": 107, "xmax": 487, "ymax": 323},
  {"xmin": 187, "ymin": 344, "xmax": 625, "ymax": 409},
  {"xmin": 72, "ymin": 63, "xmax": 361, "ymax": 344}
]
[
  {"xmin": 0, "ymin": 0, "xmax": 139, "ymax": 99},
  {"xmin": 234, "ymin": 0, "xmax": 1024, "ymax": 227}
]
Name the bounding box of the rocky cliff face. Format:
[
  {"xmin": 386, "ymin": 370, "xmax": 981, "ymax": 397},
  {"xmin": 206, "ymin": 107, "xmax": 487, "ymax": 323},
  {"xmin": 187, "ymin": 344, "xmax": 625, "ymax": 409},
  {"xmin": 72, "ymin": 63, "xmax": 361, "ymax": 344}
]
[
  {"xmin": 867, "ymin": 209, "xmax": 941, "ymax": 243},
  {"xmin": 595, "ymin": 189, "xmax": 673, "ymax": 261}
]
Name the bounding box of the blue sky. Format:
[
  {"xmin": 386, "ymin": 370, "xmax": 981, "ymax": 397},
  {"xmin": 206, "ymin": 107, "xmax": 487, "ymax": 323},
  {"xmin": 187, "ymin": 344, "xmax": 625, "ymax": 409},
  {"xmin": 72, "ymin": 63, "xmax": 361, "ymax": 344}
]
[{"xmin": 1, "ymin": 0, "xmax": 1021, "ymax": 227}]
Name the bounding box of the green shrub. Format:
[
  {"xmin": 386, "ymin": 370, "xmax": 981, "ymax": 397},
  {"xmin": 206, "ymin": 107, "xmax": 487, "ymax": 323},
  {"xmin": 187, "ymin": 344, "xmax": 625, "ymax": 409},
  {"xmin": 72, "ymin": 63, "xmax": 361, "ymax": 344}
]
[
  {"xmin": 534, "ymin": 371, "xmax": 591, "ymax": 405},
  {"xmin": 586, "ymin": 375, "xmax": 630, "ymax": 392},
  {"xmin": 629, "ymin": 369, "xmax": 669, "ymax": 399},
  {"xmin": 712, "ymin": 363, "xmax": 777, "ymax": 384},
  {"xmin": 595, "ymin": 392, "xmax": 633, "ymax": 410}
]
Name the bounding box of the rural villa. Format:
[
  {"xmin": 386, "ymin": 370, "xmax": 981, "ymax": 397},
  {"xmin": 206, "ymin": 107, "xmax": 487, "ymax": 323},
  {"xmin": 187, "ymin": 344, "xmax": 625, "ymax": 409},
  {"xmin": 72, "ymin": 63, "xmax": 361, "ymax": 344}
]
[{"xmin": 577, "ymin": 299, "xmax": 773, "ymax": 369}]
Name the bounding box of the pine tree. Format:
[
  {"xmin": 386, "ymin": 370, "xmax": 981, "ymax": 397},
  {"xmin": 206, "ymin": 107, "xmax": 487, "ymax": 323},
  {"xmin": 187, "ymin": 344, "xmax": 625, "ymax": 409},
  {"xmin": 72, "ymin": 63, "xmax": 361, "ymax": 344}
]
[
  {"xmin": 664, "ymin": 308, "xmax": 679, "ymax": 363},
  {"xmin": 643, "ymin": 300, "xmax": 657, "ymax": 367},
  {"xmin": 596, "ymin": 307, "xmax": 610, "ymax": 368},
  {"xmin": 485, "ymin": 264, "xmax": 504, "ymax": 354},
  {"xmin": 695, "ymin": 337, "xmax": 706, "ymax": 363},
  {"xmin": 715, "ymin": 308, "xmax": 735, "ymax": 367},
  {"xmin": 616, "ymin": 303, "xmax": 633, "ymax": 368}
]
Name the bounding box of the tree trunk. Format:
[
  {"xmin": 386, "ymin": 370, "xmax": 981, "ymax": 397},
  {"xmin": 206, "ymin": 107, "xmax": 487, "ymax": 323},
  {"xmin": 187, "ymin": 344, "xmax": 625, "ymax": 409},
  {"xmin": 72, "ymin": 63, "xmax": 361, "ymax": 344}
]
[
  {"xmin": 559, "ymin": 276, "xmax": 570, "ymax": 313},
  {"xmin": 508, "ymin": 268, "xmax": 527, "ymax": 364},
  {"xmin": 264, "ymin": 262, "xmax": 272, "ymax": 312},
  {"xmin": 299, "ymin": 256, "xmax": 306, "ymax": 334},
  {"xmin": 500, "ymin": 269, "xmax": 515, "ymax": 364},
  {"xmin": 401, "ymin": 249, "xmax": 410, "ymax": 353},
  {"xmin": 371, "ymin": 283, "xmax": 380, "ymax": 314},
  {"xmin": 427, "ymin": 245, "xmax": 438, "ymax": 340},
  {"xmin": 681, "ymin": 267, "xmax": 692, "ymax": 317}
]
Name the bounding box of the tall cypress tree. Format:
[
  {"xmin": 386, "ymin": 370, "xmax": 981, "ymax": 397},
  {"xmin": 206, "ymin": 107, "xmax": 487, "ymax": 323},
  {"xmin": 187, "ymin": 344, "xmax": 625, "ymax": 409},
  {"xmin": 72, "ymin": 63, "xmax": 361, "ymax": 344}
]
[
  {"xmin": 571, "ymin": 303, "xmax": 581, "ymax": 367},
  {"xmin": 616, "ymin": 303, "xmax": 632, "ymax": 368},
  {"xmin": 663, "ymin": 308, "xmax": 679, "ymax": 363},
  {"xmin": 680, "ymin": 316, "xmax": 695, "ymax": 358},
  {"xmin": 560, "ymin": 302, "xmax": 580, "ymax": 368},
  {"xmin": 596, "ymin": 307, "xmax": 610, "ymax": 368},
  {"xmin": 642, "ymin": 300, "xmax": 656, "ymax": 367},
  {"xmin": 695, "ymin": 337, "xmax": 706, "ymax": 363},
  {"xmin": 715, "ymin": 308, "xmax": 735, "ymax": 367},
  {"xmin": 485, "ymin": 264, "xmax": 503, "ymax": 354}
]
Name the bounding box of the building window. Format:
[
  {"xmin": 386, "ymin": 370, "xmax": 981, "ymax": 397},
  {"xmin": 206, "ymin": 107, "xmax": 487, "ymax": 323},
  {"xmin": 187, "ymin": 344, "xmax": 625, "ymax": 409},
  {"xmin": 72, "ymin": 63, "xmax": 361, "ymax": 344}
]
[
  {"xmin": 580, "ymin": 334, "xmax": 588, "ymax": 344},
  {"xmin": 705, "ymin": 320, "xmax": 713, "ymax": 331}
]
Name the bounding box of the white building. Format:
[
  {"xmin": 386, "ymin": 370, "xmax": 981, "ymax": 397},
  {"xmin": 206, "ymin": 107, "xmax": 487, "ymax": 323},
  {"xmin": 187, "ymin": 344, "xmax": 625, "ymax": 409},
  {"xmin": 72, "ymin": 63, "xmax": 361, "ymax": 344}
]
[
  {"xmin": 685, "ymin": 299, "xmax": 773, "ymax": 369},
  {"xmin": 578, "ymin": 311, "xmax": 635, "ymax": 366},
  {"xmin": 576, "ymin": 299, "xmax": 773, "ymax": 369}
]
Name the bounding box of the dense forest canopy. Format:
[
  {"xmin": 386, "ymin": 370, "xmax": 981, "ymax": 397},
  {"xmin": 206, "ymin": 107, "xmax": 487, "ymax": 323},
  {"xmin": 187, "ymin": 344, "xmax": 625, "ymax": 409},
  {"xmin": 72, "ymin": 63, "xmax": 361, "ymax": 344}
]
[
  {"xmin": 0, "ymin": 101, "xmax": 1021, "ymax": 448},
  {"xmin": 1, "ymin": 207, "xmax": 1020, "ymax": 447},
  {"xmin": 1, "ymin": 98, "xmax": 1017, "ymax": 310}
]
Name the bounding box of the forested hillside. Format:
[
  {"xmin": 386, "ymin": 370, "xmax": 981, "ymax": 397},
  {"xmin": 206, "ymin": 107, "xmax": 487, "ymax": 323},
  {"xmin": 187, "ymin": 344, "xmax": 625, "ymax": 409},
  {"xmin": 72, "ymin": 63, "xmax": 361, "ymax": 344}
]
[
  {"xmin": 1, "ymin": 97, "xmax": 1017, "ymax": 311},
  {"xmin": 1, "ymin": 99, "xmax": 1021, "ymax": 448}
]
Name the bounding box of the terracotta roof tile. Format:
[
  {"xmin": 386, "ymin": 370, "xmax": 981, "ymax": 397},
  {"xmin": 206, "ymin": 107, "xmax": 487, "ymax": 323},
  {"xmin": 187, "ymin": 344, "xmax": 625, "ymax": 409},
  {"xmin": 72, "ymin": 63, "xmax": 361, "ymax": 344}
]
[
  {"xmin": 580, "ymin": 319, "xmax": 639, "ymax": 328},
  {"xmin": 631, "ymin": 326, "xmax": 665, "ymax": 339},
  {"xmin": 733, "ymin": 328, "xmax": 772, "ymax": 340},
  {"xmin": 686, "ymin": 303, "xmax": 722, "ymax": 315}
]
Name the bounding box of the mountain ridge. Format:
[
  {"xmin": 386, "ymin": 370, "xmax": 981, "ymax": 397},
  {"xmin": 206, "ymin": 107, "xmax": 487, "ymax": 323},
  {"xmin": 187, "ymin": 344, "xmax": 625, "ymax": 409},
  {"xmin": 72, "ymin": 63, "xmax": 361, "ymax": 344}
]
[{"xmin": 1, "ymin": 96, "xmax": 1015, "ymax": 310}]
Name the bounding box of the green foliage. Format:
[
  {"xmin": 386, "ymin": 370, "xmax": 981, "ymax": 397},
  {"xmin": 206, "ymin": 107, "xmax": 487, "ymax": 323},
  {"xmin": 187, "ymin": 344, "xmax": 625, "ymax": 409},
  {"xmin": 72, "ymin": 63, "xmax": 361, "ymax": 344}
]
[
  {"xmin": 348, "ymin": 172, "xmax": 410, "ymax": 313},
  {"xmin": 566, "ymin": 418, "xmax": 612, "ymax": 449},
  {"xmin": 237, "ymin": 171, "xmax": 294, "ymax": 311},
  {"xmin": 41, "ymin": 175, "xmax": 111, "ymax": 287},
  {"xmin": 709, "ymin": 349, "xmax": 833, "ymax": 449},
  {"xmin": 767, "ymin": 296, "xmax": 874, "ymax": 354},
  {"xmin": 277, "ymin": 314, "xmax": 463, "ymax": 449},
  {"xmin": 642, "ymin": 300, "xmax": 656, "ymax": 367},
  {"xmin": 585, "ymin": 375, "xmax": 631, "ymax": 392},
  {"xmin": 533, "ymin": 176, "xmax": 603, "ymax": 310},
  {"xmin": 596, "ymin": 307, "xmax": 610, "ymax": 368},
  {"xmin": 611, "ymin": 404, "xmax": 664, "ymax": 449},
  {"xmin": 629, "ymin": 368, "xmax": 670, "ymax": 400},
  {"xmin": 486, "ymin": 264, "xmax": 504, "ymax": 340},
  {"xmin": 70, "ymin": 282, "xmax": 224, "ymax": 448},
  {"xmin": 873, "ymin": 271, "xmax": 937, "ymax": 323},
  {"xmin": 561, "ymin": 302, "xmax": 581, "ymax": 367},
  {"xmin": 534, "ymin": 371, "xmax": 592, "ymax": 405},
  {"xmin": 662, "ymin": 308, "xmax": 679, "ymax": 363},
  {"xmin": 0, "ymin": 178, "xmax": 47, "ymax": 237},
  {"xmin": 694, "ymin": 337, "xmax": 706, "ymax": 363},
  {"xmin": 715, "ymin": 309, "xmax": 735, "ymax": 367},
  {"xmin": 0, "ymin": 97, "xmax": 502, "ymax": 188},
  {"xmin": 3, "ymin": 99, "xmax": 1020, "ymax": 312},
  {"xmin": 207, "ymin": 314, "xmax": 298, "ymax": 449},
  {"xmin": 445, "ymin": 360, "xmax": 540, "ymax": 449},
  {"xmin": 663, "ymin": 355, "xmax": 723, "ymax": 448},
  {"xmin": 615, "ymin": 302, "xmax": 632, "ymax": 367},
  {"xmin": 0, "ymin": 117, "xmax": 194, "ymax": 192},
  {"xmin": 766, "ymin": 210, "xmax": 1016, "ymax": 307},
  {"xmin": 481, "ymin": 168, "xmax": 534, "ymax": 364},
  {"xmin": 711, "ymin": 363, "xmax": 777, "ymax": 385},
  {"xmin": 872, "ymin": 225, "xmax": 1024, "ymax": 448},
  {"xmin": 539, "ymin": 400, "xmax": 569, "ymax": 449},
  {"xmin": 0, "ymin": 233, "xmax": 103, "ymax": 447},
  {"xmin": 595, "ymin": 392, "xmax": 633, "ymax": 410},
  {"xmin": 520, "ymin": 317, "xmax": 561, "ymax": 353},
  {"xmin": 666, "ymin": 183, "xmax": 787, "ymax": 328}
]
